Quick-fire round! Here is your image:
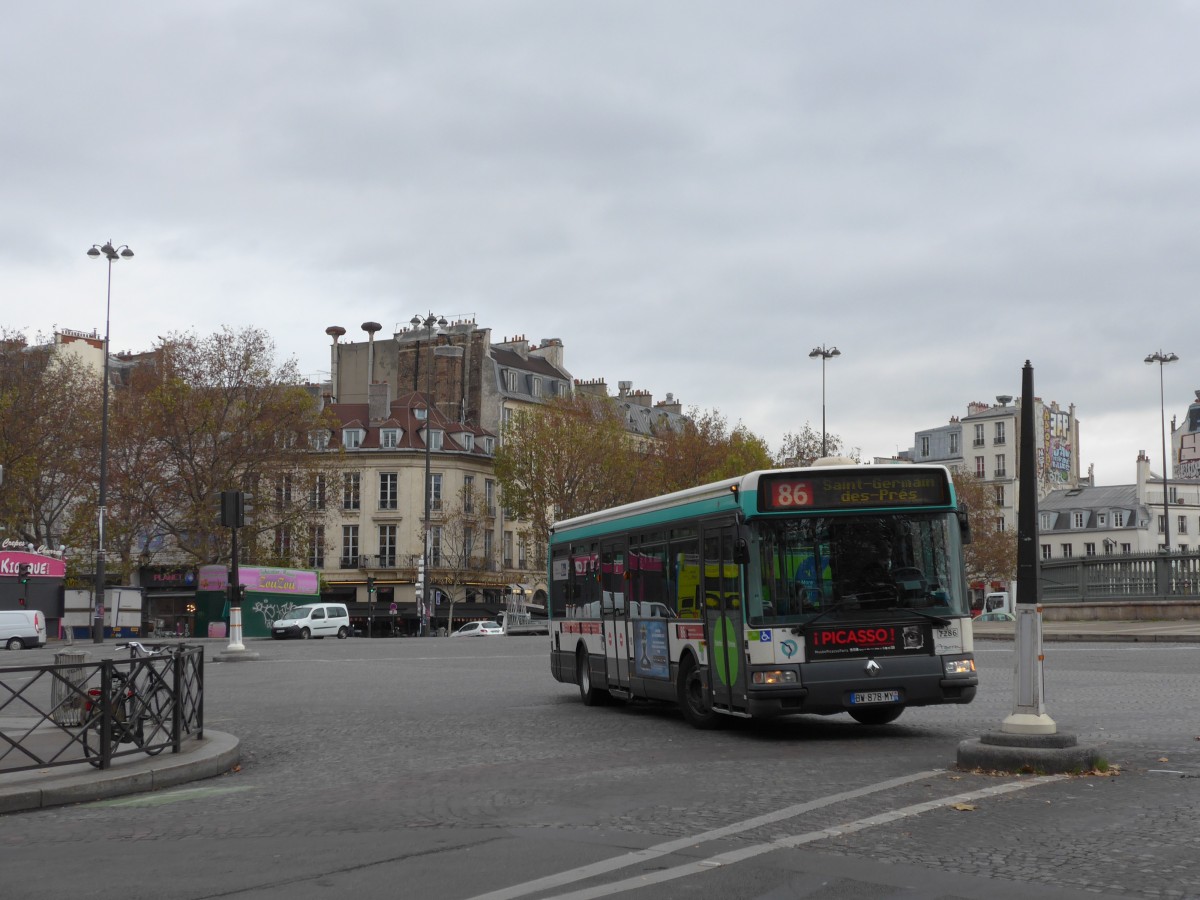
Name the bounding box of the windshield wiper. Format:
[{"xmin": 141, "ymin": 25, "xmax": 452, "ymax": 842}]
[{"xmin": 886, "ymin": 606, "xmax": 950, "ymax": 628}]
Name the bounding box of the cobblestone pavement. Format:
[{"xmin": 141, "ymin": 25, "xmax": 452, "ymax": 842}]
[{"xmin": 1, "ymin": 635, "xmax": 1197, "ymax": 899}]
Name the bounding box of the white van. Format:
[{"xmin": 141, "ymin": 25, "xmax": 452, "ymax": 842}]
[
  {"xmin": 271, "ymin": 604, "xmax": 351, "ymax": 640},
  {"xmin": 0, "ymin": 609, "xmax": 47, "ymax": 650}
]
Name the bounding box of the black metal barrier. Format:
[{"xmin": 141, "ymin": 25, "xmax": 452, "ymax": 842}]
[{"xmin": 0, "ymin": 643, "xmax": 204, "ymax": 774}]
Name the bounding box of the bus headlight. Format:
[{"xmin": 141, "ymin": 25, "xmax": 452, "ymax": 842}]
[
  {"xmin": 943, "ymin": 658, "xmax": 976, "ymax": 676},
  {"xmin": 751, "ymin": 669, "xmax": 798, "ymax": 685}
]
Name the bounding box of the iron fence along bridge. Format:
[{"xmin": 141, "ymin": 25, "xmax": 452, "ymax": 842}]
[{"xmin": 0, "ymin": 644, "xmax": 204, "ymax": 774}]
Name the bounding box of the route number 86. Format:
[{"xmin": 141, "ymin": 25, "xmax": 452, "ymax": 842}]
[{"xmin": 772, "ymin": 481, "xmax": 812, "ymax": 507}]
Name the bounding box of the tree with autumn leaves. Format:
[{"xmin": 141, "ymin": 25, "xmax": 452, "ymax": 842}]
[
  {"xmin": 950, "ymin": 468, "xmax": 1017, "ymax": 589},
  {"xmin": 0, "ymin": 326, "xmax": 338, "ymax": 584}
]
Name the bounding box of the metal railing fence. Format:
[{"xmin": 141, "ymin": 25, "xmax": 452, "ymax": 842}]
[{"xmin": 0, "ymin": 644, "xmax": 204, "ymax": 774}]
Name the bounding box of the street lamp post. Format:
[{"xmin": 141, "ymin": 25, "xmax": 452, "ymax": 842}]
[
  {"xmin": 411, "ymin": 313, "xmax": 447, "ymax": 637},
  {"xmin": 808, "ymin": 345, "xmax": 841, "ymax": 458},
  {"xmin": 1145, "ymin": 350, "xmax": 1179, "ymax": 553},
  {"xmin": 87, "ymin": 241, "xmax": 134, "ymax": 643}
]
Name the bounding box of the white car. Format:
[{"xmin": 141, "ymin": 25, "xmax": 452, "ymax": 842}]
[{"xmin": 451, "ymin": 621, "xmax": 504, "ymax": 637}]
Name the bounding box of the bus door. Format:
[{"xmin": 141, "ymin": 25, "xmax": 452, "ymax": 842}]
[
  {"xmin": 701, "ymin": 521, "xmax": 748, "ymax": 716},
  {"xmin": 601, "ymin": 541, "xmax": 631, "ymax": 690}
]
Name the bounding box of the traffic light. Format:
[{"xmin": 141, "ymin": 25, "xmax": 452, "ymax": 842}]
[
  {"xmin": 219, "ymin": 490, "xmax": 245, "ymax": 528},
  {"xmin": 367, "ymin": 575, "xmax": 376, "ymax": 596},
  {"xmin": 18, "ymin": 563, "xmax": 30, "ymax": 584}
]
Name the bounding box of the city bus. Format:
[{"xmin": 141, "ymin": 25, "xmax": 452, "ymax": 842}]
[{"xmin": 547, "ymin": 461, "xmax": 978, "ymax": 728}]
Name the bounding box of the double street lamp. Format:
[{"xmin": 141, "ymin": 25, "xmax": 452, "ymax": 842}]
[
  {"xmin": 808, "ymin": 345, "xmax": 841, "ymax": 458},
  {"xmin": 86, "ymin": 241, "xmax": 134, "ymax": 643},
  {"xmin": 411, "ymin": 313, "xmax": 447, "ymax": 636},
  {"xmin": 1145, "ymin": 350, "xmax": 1179, "ymax": 553}
]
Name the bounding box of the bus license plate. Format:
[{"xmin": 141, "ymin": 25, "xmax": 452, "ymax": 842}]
[{"xmin": 851, "ymin": 690, "xmax": 900, "ymax": 705}]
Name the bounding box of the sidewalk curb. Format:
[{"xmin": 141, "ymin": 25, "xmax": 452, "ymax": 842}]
[{"xmin": 0, "ymin": 729, "xmax": 240, "ymax": 815}]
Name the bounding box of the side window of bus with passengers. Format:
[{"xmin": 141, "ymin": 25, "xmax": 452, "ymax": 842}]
[
  {"xmin": 671, "ymin": 532, "xmax": 700, "ymax": 618},
  {"xmin": 628, "ymin": 541, "xmax": 672, "ymax": 617},
  {"xmin": 571, "ymin": 547, "xmax": 601, "ymax": 618}
]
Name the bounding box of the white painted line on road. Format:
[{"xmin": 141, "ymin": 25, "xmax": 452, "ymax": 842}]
[
  {"xmin": 536, "ymin": 775, "xmax": 1066, "ymax": 900},
  {"xmin": 466, "ymin": 769, "xmax": 944, "ymax": 900}
]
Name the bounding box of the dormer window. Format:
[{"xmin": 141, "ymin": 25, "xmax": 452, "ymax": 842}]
[
  {"xmin": 342, "ymin": 428, "xmax": 364, "ymax": 449},
  {"xmin": 459, "ymin": 433, "xmax": 474, "ymax": 451},
  {"xmin": 310, "ymin": 430, "xmax": 330, "ymax": 451},
  {"xmin": 531, "ymin": 377, "xmax": 542, "ymax": 398},
  {"xmin": 482, "ymin": 436, "xmax": 495, "ymax": 455},
  {"xmin": 428, "ymin": 429, "xmax": 443, "ymax": 451},
  {"xmin": 380, "ymin": 428, "xmax": 400, "ymax": 449},
  {"xmin": 505, "ymin": 369, "xmax": 519, "ymax": 392},
  {"xmin": 415, "ymin": 407, "xmax": 428, "ymax": 421}
]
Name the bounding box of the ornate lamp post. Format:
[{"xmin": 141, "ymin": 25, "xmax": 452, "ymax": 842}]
[
  {"xmin": 1145, "ymin": 350, "xmax": 1179, "ymax": 552},
  {"xmin": 808, "ymin": 344, "xmax": 840, "ymax": 458},
  {"xmin": 86, "ymin": 241, "xmax": 134, "ymax": 643},
  {"xmin": 411, "ymin": 313, "xmax": 447, "ymax": 636}
]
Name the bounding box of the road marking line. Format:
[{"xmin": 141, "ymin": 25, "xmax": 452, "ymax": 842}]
[
  {"xmin": 538, "ymin": 775, "xmax": 1066, "ymax": 900},
  {"xmin": 467, "ymin": 769, "xmax": 946, "ymax": 900}
]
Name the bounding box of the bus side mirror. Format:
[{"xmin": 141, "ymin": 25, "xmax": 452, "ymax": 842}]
[{"xmin": 957, "ymin": 504, "xmax": 973, "ymax": 545}]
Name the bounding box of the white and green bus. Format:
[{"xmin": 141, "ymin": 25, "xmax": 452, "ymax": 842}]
[{"xmin": 548, "ymin": 462, "xmax": 979, "ymax": 728}]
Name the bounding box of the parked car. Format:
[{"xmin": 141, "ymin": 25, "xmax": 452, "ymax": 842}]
[
  {"xmin": 271, "ymin": 604, "xmax": 351, "ymax": 639},
  {"xmin": 0, "ymin": 609, "xmax": 46, "ymax": 650},
  {"xmin": 975, "ymin": 611, "xmax": 1016, "ymax": 622},
  {"xmin": 450, "ymin": 621, "xmax": 504, "ymax": 637}
]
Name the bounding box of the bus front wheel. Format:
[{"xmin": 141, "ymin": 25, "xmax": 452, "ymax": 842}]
[
  {"xmin": 678, "ymin": 658, "xmax": 721, "ymax": 729},
  {"xmin": 577, "ymin": 650, "xmax": 607, "ymax": 707}
]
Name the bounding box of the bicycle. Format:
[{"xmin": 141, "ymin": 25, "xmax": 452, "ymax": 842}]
[{"xmin": 81, "ymin": 641, "xmax": 179, "ymax": 767}]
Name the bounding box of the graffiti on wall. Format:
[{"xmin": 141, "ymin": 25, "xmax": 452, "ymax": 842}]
[
  {"xmin": 252, "ymin": 599, "xmax": 299, "ymax": 632},
  {"xmin": 1042, "ymin": 408, "xmax": 1073, "ymax": 485}
]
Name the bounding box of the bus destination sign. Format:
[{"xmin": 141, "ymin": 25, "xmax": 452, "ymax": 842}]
[{"xmin": 758, "ymin": 470, "xmax": 950, "ymax": 512}]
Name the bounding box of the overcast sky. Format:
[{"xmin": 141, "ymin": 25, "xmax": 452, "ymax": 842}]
[{"xmin": 5, "ymin": 2, "xmax": 1198, "ymax": 486}]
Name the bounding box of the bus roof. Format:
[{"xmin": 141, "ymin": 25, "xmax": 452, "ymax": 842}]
[{"xmin": 550, "ymin": 463, "xmax": 956, "ymax": 542}]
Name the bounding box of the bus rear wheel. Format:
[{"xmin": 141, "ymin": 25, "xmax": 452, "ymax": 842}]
[
  {"xmin": 678, "ymin": 658, "xmax": 721, "ymax": 729},
  {"xmin": 577, "ymin": 650, "xmax": 608, "ymax": 707},
  {"xmin": 848, "ymin": 706, "xmax": 904, "ymax": 726}
]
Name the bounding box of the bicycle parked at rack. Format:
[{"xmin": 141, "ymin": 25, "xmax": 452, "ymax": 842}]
[{"xmin": 81, "ymin": 641, "xmax": 181, "ymax": 767}]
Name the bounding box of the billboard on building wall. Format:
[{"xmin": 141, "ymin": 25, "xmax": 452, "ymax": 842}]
[
  {"xmin": 1042, "ymin": 407, "xmax": 1073, "ymax": 485},
  {"xmin": 1178, "ymin": 398, "xmax": 1200, "ymax": 480},
  {"xmin": 197, "ymin": 565, "xmax": 319, "ymax": 595}
]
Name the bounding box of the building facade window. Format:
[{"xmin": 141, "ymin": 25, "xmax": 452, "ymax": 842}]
[
  {"xmin": 1158, "ymin": 515, "xmax": 1166, "ymax": 534},
  {"xmin": 380, "ymin": 428, "xmax": 399, "ymax": 448},
  {"xmin": 994, "ymin": 455, "xmax": 1006, "ymax": 478},
  {"xmin": 1113, "ymin": 511, "xmax": 1125, "ymax": 527},
  {"xmin": 427, "ymin": 429, "xmax": 444, "ymax": 451},
  {"xmin": 342, "ymin": 525, "xmax": 359, "ymax": 567},
  {"xmin": 463, "ymin": 475, "xmax": 475, "ymax": 512},
  {"xmin": 378, "ymin": 525, "xmax": 397, "ymax": 567},
  {"xmin": 275, "ymin": 474, "xmax": 293, "ymax": 510},
  {"xmin": 483, "ymin": 529, "xmax": 494, "ymax": 567},
  {"xmin": 974, "ymin": 424, "xmax": 985, "ymax": 447},
  {"xmin": 308, "ymin": 525, "xmax": 325, "ymax": 569},
  {"xmin": 504, "ymin": 369, "xmax": 519, "ymax": 392},
  {"xmin": 975, "ymin": 456, "xmax": 985, "ymax": 477},
  {"xmin": 431, "ymin": 526, "xmax": 442, "ymax": 566},
  {"xmin": 486, "ymin": 479, "xmax": 496, "ymax": 515},
  {"xmin": 1084, "ymin": 542, "xmax": 1096, "ymax": 556},
  {"xmin": 994, "ymin": 422, "xmax": 1006, "ymax": 445},
  {"xmin": 1097, "ymin": 513, "xmax": 1107, "ymax": 526},
  {"xmin": 1178, "ymin": 515, "xmax": 1188, "ymax": 535},
  {"xmin": 994, "ymin": 485, "xmax": 1005, "ymax": 506},
  {"xmin": 1072, "ymin": 512, "xmax": 1085, "ymax": 529},
  {"xmin": 379, "ymin": 472, "xmax": 398, "ymax": 510},
  {"xmin": 920, "ymin": 436, "xmax": 930, "ymax": 457},
  {"xmin": 1041, "ymin": 544, "xmax": 1052, "ymax": 559},
  {"xmin": 949, "ymin": 432, "xmax": 959, "ymax": 455},
  {"xmin": 309, "ymin": 474, "xmax": 326, "ymax": 510},
  {"xmin": 503, "ymin": 531, "xmax": 514, "ymax": 567},
  {"xmin": 1061, "ymin": 543, "xmax": 1072, "ymax": 558},
  {"xmin": 343, "ymin": 473, "xmax": 361, "ymax": 511},
  {"xmin": 1121, "ymin": 543, "xmax": 1132, "ymax": 553},
  {"xmin": 275, "ymin": 525, "xmax": 291, "ymax": 558},
  {"xmin": 430, "ymin": 473, "xmax": 443, "ymax": 509},
  {"xmin": 342, "ymin": 428, "xmax": 364, "ymax": 449}
]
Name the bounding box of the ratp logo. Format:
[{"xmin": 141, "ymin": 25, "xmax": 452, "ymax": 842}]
[{"xmin": 780, "ymin": 639, "xmax": 798, "ymax": 659}]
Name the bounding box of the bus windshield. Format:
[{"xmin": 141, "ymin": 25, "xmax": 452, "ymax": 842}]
[{"xmin": 747, "ymin": 512, "xmax": 968, "ymax": 625}]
